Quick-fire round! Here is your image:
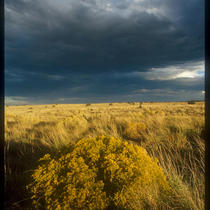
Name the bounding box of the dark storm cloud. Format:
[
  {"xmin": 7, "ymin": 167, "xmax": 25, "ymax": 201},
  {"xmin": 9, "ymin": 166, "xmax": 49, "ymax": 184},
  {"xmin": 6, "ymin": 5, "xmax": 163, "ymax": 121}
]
[
  {"xmin": 5, "ymin": 0, "xmax": 204, "ymax": 104},
  {"xmin": 6, "ymin": 68, "xmax": 204, "ymax": 102}
]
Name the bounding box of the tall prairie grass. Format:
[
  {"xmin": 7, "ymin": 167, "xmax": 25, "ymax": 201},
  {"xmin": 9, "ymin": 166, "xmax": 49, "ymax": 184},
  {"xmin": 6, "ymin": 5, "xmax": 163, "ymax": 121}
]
[{"xmin": 5, "ymin": 102, "xmax": 205, "ymax": 209}]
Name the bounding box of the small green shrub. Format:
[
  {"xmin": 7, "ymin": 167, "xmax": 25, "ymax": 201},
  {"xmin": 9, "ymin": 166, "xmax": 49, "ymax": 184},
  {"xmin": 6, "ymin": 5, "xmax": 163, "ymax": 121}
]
[
  {"xmin": 188, "ymin": 100, "xmax": 196, "ymax": 105},
  {"xmin": 139, "ymin": 102, "xmax": 143, "ymax": 108},
  {"xmin": 128, "ymin": 102, "xmax": 135, "ymax": 105},
  {"xmin": 28, "ymin": 136, "xmax": 171, "ymax": 209}
]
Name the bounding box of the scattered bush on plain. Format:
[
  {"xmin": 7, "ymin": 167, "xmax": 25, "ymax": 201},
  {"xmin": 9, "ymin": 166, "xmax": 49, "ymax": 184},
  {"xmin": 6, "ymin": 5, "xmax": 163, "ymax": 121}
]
[
  {"xmin": 128, "ymin": 102, "xmax": 135, "ymax": 105},
  {"xmin": 188, "ymin": 100, "xmax": 196, "ymax": 105},
  {"xmin": 139, "ymin": 102, "xmax": 143, "ymax": 108}
]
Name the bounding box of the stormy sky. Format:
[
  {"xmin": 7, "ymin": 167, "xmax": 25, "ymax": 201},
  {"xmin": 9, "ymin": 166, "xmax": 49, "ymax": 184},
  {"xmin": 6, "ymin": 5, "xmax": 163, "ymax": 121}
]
[{"xmin": 5, "ymin": 0, "xmax": 204, "ymax": 105}]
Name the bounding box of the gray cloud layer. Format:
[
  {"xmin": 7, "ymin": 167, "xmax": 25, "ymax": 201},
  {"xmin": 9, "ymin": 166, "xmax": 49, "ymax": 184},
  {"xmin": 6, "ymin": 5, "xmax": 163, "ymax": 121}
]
[{"xmin": 5, "ymin": 0, "xmax": 204, "ymax": 104}]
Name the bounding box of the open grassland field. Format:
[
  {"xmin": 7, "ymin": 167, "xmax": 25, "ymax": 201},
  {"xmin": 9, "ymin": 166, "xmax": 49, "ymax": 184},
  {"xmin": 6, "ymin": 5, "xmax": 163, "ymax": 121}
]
[{"xmin": 5, "ymin": 102, "xmax": 205, "ymax": 209}]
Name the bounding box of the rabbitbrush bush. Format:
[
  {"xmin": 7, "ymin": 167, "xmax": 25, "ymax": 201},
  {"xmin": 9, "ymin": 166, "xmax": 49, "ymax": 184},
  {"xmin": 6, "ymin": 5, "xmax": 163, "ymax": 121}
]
[{"xmin": 28, "ymin": 136, "xmax": 172, "ymax": 209}]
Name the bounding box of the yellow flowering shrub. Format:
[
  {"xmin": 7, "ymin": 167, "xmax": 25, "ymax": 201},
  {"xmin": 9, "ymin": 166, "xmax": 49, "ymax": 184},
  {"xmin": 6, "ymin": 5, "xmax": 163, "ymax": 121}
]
[{"xmin": 28, "ymin": 136, "xmax": 170, "ymax": 209}]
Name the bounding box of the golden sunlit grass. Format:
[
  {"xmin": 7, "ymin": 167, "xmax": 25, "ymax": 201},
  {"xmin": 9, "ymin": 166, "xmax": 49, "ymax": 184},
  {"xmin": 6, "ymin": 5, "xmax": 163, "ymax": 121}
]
[{"xmin": 5, "ymin": 101, "xmax": 205, "ymax": 209}]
